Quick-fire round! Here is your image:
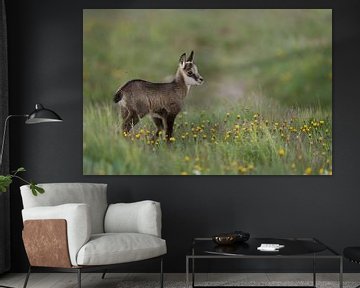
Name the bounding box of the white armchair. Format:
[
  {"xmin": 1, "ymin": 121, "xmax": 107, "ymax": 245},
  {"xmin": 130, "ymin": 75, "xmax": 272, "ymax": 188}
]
[{"xmin": 20, "ymin": 183, "xmax": 166, "ymax": 288}]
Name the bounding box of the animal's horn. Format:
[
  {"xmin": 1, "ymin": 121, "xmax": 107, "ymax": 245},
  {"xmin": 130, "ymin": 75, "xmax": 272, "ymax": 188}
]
[
  {"xmin": 179, "ymin": 53, "xmax": 186, "ymax": 64},
  {"xmin": 187, "ymin": 51, "xmax": 194, "ymax": 62}
]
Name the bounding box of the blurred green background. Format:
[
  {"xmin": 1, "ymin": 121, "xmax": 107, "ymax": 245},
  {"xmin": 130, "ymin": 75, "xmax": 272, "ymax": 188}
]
[
  {"xmin": 83, "ymin": 9, "xmax": 332, "ymax": 175},
  {"xmin": 83, "ymin": 9, "xmax": 332, "ymax": 109}
]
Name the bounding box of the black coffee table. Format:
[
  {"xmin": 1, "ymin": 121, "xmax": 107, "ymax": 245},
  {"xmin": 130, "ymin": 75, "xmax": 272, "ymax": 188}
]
[{"xmin": 186, "ymin": 237, "xmax": 342, "ymax": 288}]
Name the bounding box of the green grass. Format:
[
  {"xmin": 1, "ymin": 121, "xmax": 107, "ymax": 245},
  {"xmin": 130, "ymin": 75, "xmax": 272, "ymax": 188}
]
[{"xmin": 83, "ymin": 9, "xmax": 332, "ymax": 175}]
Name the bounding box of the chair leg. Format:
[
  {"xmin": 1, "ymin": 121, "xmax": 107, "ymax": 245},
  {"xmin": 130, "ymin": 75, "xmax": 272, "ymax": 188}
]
[
  {"xmin": 160, "ymin": 257, "xmax": 164, "ymax": 288},
  {"xmin": 23, "ymin": 266, "xmax": 31, "ymax": 288},
  {"xmin": 77, "ymin": 269, "xmax": 81, "ymax": 288},
  {"xmin": 101, "ymin": 270, "xmax": 107, "ymax": 279}
]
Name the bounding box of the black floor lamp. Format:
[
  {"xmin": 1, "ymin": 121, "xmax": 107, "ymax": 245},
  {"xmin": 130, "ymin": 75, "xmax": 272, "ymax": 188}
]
[
  {"xmin": 0, "ymin": 103, "xmax": 62, "ymax": 288},
  {"xmin": 0, "ymin": 103, "xmax": 63, "ymax": 167}
]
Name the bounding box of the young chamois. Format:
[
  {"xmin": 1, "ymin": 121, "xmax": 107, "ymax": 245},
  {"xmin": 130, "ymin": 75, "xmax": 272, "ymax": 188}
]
[{"xmin": 113, "ymin": 51, "xmax": 204, "ymax": 140}]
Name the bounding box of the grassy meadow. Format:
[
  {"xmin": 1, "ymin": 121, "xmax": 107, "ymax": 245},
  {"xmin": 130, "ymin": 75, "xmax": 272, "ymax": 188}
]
[{"xmin": 83, "ymin": 9, "xmax": 332, "ymax": 175}]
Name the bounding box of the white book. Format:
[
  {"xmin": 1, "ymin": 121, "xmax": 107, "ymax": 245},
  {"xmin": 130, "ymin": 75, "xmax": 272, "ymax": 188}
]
[{"xmin": 257, "ymin": 243, "xmax": 285, "ymax": 251}]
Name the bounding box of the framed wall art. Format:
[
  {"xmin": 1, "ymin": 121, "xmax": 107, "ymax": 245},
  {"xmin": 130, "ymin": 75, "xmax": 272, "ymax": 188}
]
[{"xmin": 83, "ymin": 9, "xmax": 332, "ymax": 175}]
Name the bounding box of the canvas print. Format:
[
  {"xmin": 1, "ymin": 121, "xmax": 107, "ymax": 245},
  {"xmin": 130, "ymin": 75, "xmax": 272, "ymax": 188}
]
[{"xmin": 83, "ymin": 9, "xmax": 332, "ymax": 175}]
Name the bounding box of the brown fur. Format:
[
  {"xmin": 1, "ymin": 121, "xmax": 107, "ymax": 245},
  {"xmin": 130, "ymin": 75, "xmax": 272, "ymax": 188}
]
[{"xmin": 114, "ymin": 51, "xmax": 203, "ymax": 140}]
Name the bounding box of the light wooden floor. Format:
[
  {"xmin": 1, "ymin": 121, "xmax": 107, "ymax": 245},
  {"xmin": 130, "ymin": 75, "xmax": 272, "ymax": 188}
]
[{"xmin": 1, "ymin": 273, "xmax": 360, "ymax": 288}]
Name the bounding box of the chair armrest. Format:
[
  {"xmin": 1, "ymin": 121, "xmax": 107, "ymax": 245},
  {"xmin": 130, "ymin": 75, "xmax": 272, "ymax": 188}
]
[
  {"xmin": 22, "ymin": 203, "xmax": 91, "ymax": 266},
  {"xmin": 104, "ymin": 200, "xmax": 162, "ymax": 237},
  {"xmin": 23, "ymin": 219, "xmax": 72, "ymax": 268}
]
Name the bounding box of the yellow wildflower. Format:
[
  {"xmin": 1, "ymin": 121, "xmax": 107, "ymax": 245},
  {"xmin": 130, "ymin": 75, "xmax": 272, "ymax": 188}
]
[
  {"xmin": 238, "ymin": 166, "xmax": 247, "ymax": 174},
  {"xmin": 247, "ymin": 164, "xmax": 254, "ymax": 171},
  {"xmin": 278, "ymin": 148, "xmax": 285, "ymax": 157},
  {"xmin": 304, "ymin": 167, "xmax": 312, "ymax": 175}
]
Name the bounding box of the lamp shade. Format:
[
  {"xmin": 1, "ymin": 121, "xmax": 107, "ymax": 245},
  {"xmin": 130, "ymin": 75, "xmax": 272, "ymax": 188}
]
[{"xmin": 25, "ymin": 104, "xmax": 63, "ymax": 124}]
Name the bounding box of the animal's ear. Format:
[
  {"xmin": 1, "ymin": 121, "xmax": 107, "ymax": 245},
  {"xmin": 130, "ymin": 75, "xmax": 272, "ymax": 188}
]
[
  {"xmin": 179, "ymin": 53, "xmax": 186, "ymax": 67},
  {"xmin": 187, "ymin": 51, "xmax": 194, "ymax": 62}
]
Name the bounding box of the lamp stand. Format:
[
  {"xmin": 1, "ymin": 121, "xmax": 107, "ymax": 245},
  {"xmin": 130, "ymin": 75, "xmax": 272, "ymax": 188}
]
[{"xmin": 0, "ymin": 114, "xmax": 28, "ymax": 168}]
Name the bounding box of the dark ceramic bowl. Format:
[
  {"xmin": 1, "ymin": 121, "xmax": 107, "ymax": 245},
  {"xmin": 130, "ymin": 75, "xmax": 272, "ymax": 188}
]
[
  {"xmin": 212, "ymin": 231, "xmax": 250, "ymax": 246},
  {"xmin": 212, "ymin": 233, "xmax": 238, "ymax": 245}
]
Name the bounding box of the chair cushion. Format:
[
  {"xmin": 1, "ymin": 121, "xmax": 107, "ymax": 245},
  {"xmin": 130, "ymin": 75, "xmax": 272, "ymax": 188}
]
[
  {"xmin": 20, "ymin": 183, "xmax": 108, "ymax": 234},
  {"xmin": 76, "ymin": 233, "xmax": 167, "ymax": 266},
  {"xmin": 344, "ymin": 247, "xmax": 360, "ymax": 263},
  {"xmin": 105, "ymin": 201, "xmax": 162, "ymax": 237}
]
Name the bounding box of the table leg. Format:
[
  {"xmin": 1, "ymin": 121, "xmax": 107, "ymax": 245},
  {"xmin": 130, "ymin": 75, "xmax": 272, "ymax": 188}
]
[
  {"xmin": 192, "ymin": 247, "xmax": 195, "ymax": 288},
  {"xmin": 313, "ymin": 254, "xmax": 316, "ymax": 287},
  {"xmin": 339, "ymin": 257, "xmax": 343, "ymax": 288},
  {"xmin": 192, "ymin": 257, "xmax": 195, "ymax": 288},
  {"xmin": 186, "ymin": 257, "xmax": 189, "ymax": 288}
]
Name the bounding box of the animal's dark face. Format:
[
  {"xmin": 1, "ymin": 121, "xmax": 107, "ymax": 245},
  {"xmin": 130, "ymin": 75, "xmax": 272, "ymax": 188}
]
[{"xmin": 179, "ymin": 51, "xmax": 204, "ymax": 86}]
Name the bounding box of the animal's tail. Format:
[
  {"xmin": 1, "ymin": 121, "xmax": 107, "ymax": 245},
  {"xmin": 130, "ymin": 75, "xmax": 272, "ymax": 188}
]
[{"xmin": 113, "ymin": 89, "xmax": 123, "ymax": 103}]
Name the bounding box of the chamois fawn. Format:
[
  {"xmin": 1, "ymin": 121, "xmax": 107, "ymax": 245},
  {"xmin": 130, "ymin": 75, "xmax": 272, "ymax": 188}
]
[{"xmin": 113, "ymin": 51, "xmax": 204, "ymax": 140}]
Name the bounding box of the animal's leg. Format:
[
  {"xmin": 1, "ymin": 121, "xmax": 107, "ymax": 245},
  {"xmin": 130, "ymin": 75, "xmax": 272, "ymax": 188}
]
[
  {"xmin": 122, "ymin": 117, "xmax": 132, "ymax": 133},
  {"xmin": 121, "ymin": 107, "xmax": 131, "ymax": 133},
  {"xmin": 122, "ymin": 112, "xmax": 139, "ymax": 133},
  {"xmin": 151, "ymin": 109, "xmax": 168, "ymax": 140},
  {"xmin": 120, "ymin": 106, "xmax": 130, "ymax": 121},
  {"xmin": 165, "ymin": 114, "xmax": 177, "ymax": 140},
  {"xmin": 130, "ymin": 114, "xmax": 140, "ymax": 129},
  {"xmin": 152, "ymin": 117, "xmax": 164, "ymax": 138}
]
